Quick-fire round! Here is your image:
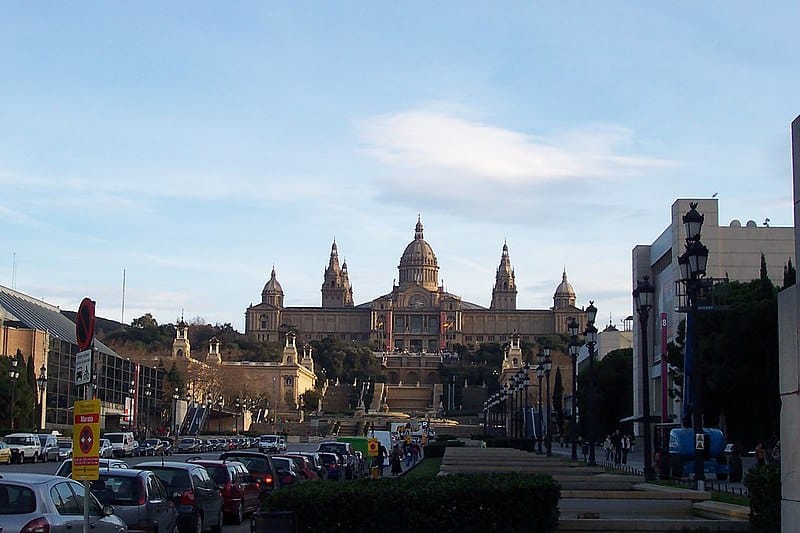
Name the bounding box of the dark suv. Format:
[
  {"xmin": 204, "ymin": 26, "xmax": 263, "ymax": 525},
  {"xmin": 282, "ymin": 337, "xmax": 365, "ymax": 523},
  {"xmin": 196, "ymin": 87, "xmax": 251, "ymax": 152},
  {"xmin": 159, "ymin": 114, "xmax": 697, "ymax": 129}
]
[
  {"xmin": 218, "ymin": 451, "xmax": 281, "ymax": 496},
  {"xmin": 138, "ymin": 461, "xmax": 224, "ymax": 533},
  {"xmin": 316, "ymin": 441, "xmax": 357, "ymax": 479}
]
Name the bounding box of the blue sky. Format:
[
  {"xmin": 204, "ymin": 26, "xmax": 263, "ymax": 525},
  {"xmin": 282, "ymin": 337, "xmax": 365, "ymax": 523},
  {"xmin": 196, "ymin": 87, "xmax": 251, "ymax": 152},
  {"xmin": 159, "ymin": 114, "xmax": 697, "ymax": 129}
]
[{"xmin": 2, "ymin": 2, "xmax": 798, "ymax": 331}]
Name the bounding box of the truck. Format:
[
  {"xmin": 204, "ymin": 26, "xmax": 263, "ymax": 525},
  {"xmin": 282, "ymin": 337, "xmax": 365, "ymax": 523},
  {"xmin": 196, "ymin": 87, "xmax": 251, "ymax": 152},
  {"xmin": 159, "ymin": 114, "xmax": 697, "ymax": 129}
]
[{"xmin": 668, "ymin": 427, "xmax": 729, "ymax": 479}]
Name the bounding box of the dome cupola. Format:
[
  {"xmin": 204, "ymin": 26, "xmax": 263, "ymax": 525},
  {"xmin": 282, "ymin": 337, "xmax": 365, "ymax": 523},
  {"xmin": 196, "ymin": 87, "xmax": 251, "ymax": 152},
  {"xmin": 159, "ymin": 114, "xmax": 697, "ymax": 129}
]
[
  {"xmin": 262, "ymin": 267, "xmax": 285, "ymax": 308},
  {"xmin": 553, "ymin": 268, "xmax": 576, "ymax": 309},
  {"xmin": 398, "ymin": 216, "xmax": 439, "ymax": 291}
]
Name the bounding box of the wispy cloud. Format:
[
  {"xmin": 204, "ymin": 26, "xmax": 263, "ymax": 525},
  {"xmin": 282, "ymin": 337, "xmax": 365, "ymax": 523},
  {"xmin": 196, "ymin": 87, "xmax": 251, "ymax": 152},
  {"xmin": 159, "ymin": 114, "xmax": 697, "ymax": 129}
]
[{"xmin": 357, "ymin": 110, "xmax": 674, "ymax": 186}]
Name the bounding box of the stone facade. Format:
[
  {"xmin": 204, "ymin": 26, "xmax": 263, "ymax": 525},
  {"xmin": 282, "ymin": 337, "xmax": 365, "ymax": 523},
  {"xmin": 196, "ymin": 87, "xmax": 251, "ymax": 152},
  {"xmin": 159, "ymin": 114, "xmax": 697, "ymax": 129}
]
[{"xmin": 245, "ymin": 217, "xmax": 587, "ymax": 351}]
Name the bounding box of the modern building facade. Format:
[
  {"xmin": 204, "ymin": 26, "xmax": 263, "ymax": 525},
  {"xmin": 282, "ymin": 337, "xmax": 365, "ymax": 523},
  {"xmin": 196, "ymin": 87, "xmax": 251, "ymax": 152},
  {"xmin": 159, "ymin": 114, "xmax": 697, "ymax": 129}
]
[
  {"xmin": 0, "ymin": 284, "xmax": 164, "ymax": 433},
  {"xmin": 632, "ymin": 198, "xmax": 795, "ymax": 435},
  {"xmin": 245, "ymin": 218, "xmax": 587, "ymax": 353}
]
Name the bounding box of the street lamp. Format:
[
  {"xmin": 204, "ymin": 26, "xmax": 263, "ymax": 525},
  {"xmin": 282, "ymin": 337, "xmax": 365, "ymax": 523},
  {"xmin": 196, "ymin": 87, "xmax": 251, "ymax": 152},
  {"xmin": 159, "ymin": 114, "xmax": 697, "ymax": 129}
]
[
  {"xmin": 217, "ymin": 395, "xmax": 224, "ymax": 434},
  {"xmin": 543, "ymin": 348, "xmax": 553, "ymax": 456},
  {"xmin": 523, "ymin": 366, "xmax": 531, "ymax": 442},
  {"xmin": 171, "ymin": 387, "xmax": 180, "ymax": 437},
  {"xmin": 36, "ymin": 364, "xmax": 47, "ymax": 431},
  {"xmin": 128, "ymin": 381, "xmax": 136, "ymax": 430},
  {"xmin": 144, "ymin": 382, "xmax": 152, "ymax": 439},
  {"xmin": 8, "ymin": 359, "xmax": 20, "ymax": 430},
  {"xmin": 536, "ymin": 365, "xmax": 544, "ymax": 454},
  {"xmin": 567, "ymin": 317, "xmax": 580, "ymax": 461},
  {"xmin": 584, "ymin": 301, "xmax": 598, "ymax": 466},
  {"xmin": 634, "ymin": 275, "xmax": 657, "ymax": 481},
  {"xmin": 678, "ymin": 202, "xmax": 710, "ymax": 490},
  {"xmin": 235, "ymin": 397, "xmax": 242, "ymax": 434}
]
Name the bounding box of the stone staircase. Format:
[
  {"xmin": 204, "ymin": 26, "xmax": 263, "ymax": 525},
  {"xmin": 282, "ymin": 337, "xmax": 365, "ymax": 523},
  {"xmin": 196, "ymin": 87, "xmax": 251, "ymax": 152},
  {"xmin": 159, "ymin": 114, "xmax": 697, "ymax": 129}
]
[
  {"xmin": 322, "ymin": 384, "xmax": 354, "ymax": 413},
  {"xmin": 439, "ymin": 447, "xmax": 750, "ymax": 532}
]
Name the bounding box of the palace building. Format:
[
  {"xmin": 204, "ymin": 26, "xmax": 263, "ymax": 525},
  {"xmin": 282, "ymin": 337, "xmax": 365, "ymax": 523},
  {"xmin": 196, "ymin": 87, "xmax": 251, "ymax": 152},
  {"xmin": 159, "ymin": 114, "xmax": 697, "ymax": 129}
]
[{"xmin": 245, "ymin": 218, "xmax": 586, "ymax": 353}]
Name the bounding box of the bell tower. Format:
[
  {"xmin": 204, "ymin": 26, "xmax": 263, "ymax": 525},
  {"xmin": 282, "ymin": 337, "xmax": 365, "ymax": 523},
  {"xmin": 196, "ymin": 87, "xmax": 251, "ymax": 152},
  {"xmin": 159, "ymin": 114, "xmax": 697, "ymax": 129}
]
[
  {"xmin": 322, "ymin": 240, "xmax": 354, "ymax": 308},
  {"xmin": 490, "ymin": 242, "xmax": 517, "ymax": 310},
  {"xmin": 172, "ymin": 317, "xmax": 191, "ymax": 359}
]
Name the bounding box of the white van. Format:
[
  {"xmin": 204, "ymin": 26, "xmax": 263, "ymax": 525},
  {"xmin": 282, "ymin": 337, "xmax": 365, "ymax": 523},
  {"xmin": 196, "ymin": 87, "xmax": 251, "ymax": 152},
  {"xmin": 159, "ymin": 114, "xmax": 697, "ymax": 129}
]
[{"xmin": 103, "ymin": 432, "xmax": 135, "ymax": 457}]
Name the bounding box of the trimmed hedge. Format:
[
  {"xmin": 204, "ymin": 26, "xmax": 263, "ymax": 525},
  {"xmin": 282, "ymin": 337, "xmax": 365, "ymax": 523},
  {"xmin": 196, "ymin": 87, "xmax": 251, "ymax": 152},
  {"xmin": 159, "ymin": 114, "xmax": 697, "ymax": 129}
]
[
  {"xmin": 744, "ymin": 464, "xmax": 780, "ymax": 532},
  {"xmin": 268, "ymin": 473, "xmax": 560, "ymax": 532}
]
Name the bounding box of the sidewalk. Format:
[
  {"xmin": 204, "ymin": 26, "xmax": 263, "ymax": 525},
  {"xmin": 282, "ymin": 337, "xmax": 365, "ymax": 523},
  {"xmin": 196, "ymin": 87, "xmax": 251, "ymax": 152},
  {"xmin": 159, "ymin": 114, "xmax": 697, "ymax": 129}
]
[{"xmin": 548, "ymin": 442, "xmax": 752, "ymax": 495}]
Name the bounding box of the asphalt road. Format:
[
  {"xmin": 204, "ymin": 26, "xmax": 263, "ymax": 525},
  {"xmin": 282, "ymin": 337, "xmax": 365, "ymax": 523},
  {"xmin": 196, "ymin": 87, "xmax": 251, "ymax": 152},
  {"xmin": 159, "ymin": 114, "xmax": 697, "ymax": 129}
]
[{"xmin": 0, "ymin": 443, "xmax": 325, "ymax": 533}]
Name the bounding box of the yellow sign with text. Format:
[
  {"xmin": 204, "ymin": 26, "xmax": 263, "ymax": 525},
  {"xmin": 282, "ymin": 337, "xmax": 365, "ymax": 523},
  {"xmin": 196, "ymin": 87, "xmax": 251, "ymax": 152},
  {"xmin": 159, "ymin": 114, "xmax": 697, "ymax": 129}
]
[
  {"xmin": 72, "ymin": 399, "xmax": 100, "ymax": 481},
  {"xmin": 367, "ymin": 438, "xmax": 379, "ymax": 457}
]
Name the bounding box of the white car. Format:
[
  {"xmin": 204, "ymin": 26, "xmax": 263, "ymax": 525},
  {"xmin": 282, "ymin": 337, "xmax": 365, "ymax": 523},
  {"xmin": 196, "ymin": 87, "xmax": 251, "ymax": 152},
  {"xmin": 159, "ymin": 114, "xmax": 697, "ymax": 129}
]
[
  {"xmin": 98, "ymin": 439, "xmax": 114, "ymax": 458},
  {"xmin": 3, "ymin": 433, "xmax": 42, "ymax": 463}
]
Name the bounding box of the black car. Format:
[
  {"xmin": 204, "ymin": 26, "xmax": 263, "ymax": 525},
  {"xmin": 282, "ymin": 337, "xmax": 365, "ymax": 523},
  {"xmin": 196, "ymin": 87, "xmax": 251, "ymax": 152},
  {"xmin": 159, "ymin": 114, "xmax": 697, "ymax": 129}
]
[
  {"xmin": 89, "ymin": 468, "xmax": 179, "ymax": 533},
  {"xmin": 144, "ymin": 439, "xmax": 166, "ymax": 456},
  {"xmin": 138, "ymin": 461, "xmax": 224, "ymax": 533},
  {"xmin": 159, "ymin": 438, "xmax": 174, "ymax": 455},
  {"xmin": 218, "ymin": 451, "xmax": 281, "ymax": 496},
  {"xmin": 136, "ymin": 440, "xmax": 156, "ymax": 457}
]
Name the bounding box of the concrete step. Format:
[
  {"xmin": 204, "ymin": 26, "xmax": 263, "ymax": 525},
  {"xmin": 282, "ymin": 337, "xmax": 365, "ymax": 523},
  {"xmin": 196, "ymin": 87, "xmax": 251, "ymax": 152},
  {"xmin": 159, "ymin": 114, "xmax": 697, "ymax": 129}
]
[
  {"xmin": 692, "ymin": 501, "xmax": 750, "ymax": 521},
  {"xmin": 558, "ymin": 517, "xmax": 750, "ymax": 532},
  {"xmin": 561, "ymin": 490, "xmax": 710, "ymax": 501}
]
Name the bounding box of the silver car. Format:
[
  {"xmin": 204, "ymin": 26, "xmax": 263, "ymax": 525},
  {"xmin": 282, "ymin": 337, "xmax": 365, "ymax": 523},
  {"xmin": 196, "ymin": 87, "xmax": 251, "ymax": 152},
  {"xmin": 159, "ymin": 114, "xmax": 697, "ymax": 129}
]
[
  {"xmin": 89, "ymin": 469, "xmax": 178, "ymax": 533},
  {"xmin": 0, "ymin": 473, "xmax": 127, "ymax": 532}
]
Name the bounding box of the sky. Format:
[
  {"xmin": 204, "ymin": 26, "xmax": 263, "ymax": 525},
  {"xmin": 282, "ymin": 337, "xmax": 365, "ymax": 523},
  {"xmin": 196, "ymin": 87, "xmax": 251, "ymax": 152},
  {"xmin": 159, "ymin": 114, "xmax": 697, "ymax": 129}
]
[{"xmin": 1, "ymin": 2, "xmax": 799, "ymax": 332}]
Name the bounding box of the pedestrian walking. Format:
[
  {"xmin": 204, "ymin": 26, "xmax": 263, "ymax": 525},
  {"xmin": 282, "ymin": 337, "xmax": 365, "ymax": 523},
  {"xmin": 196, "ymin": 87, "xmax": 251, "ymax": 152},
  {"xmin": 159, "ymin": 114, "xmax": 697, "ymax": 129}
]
[
  {"xmin": 621, "ymin": 434, "xmax": 631, "ymax": 465},
  {"xmin": 604, "ymin": 435, "xmax": 612, "ymax": 462},
  {"xmin": 390, "ymin": 446, "xmax": 403, "ymax": 476},
  {"xmin": 611, "ymin": 430, "xmax": 622, "ymax": 465},
  {"xmin": 755, "ymin": 442, "xmax": 766, "ymax": 466}
]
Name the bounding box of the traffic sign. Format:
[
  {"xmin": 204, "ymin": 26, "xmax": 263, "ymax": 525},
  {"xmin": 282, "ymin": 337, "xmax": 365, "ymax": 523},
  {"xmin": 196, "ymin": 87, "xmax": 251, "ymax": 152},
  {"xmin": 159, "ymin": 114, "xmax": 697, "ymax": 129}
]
[
  {"xmin": 73, "ymin": 399, "xmax": 100, "ymax": 481},
  {"xmin": 367, "ymin": 438, "xmax": 379, "ymax": 457},
  {"xmin": 76, "ymin": 298, "xmax": 96, "ymax": 351},
  {"xmin": 75, "ymin": 349, "xmax": 92, "ymax": 386}
]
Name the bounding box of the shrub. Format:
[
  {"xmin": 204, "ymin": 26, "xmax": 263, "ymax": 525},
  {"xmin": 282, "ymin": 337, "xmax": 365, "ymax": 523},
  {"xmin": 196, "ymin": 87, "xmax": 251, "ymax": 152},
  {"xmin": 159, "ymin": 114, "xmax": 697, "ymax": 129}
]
[
  {"xmin": 268, "ymin": 473, "xmax": 560, "ymax": 532},
  {"xmin": 744, "ymin": 464, "xmax": 780, "ymax": 533},
  {"xmin": 423, "ymin": 440, "xmax": 466, "ymax": 458}
]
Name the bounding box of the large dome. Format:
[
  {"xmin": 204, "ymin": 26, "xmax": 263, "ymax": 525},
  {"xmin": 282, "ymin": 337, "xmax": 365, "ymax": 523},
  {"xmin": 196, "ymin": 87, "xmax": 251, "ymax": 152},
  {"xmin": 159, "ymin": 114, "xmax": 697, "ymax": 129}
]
[
  {"xmin": 553, "ymin": 269, "xmax": 576, "ymax": 309},
  {"xmin": 398, "ymin": 217, "xmax": 439, "ymax": 290},
  {"xmin": 262, "ymin": 267, "xmax": 283, "ymax": 296}
]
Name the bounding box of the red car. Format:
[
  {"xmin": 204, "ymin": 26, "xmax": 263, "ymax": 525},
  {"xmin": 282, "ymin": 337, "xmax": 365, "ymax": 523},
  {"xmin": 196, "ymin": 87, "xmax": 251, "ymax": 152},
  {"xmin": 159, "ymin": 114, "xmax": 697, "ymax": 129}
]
[
  {"xmin": 277, "ymin": 454, "xmax": 319, "ymax": 481},
  {"xmin": 187, "ymin": 459, "xmax": 261, "ymax": 524}
]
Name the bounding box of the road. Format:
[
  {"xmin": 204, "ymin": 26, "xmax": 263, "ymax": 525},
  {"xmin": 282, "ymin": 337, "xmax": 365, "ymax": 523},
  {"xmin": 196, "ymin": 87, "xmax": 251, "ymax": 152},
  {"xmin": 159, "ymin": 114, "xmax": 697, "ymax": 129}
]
[{"xmin": 0, "ymin": 442, "xmax": 326, "ymax": 533}]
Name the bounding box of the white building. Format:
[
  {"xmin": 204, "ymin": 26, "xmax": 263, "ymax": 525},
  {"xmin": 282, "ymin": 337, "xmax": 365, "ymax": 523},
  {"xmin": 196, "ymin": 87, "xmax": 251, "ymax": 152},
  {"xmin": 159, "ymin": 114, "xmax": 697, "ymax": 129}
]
[{"xmin": 632, "ymin": 198, "xmax": 794, "ymax": 437}]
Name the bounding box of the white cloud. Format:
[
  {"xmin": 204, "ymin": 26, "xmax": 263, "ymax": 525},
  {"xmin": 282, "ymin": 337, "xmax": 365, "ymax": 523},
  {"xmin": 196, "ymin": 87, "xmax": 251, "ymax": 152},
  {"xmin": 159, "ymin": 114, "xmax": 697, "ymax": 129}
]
[{"xmin": 357, "ymin": 110, "xmax": 674, "ymax": 188}]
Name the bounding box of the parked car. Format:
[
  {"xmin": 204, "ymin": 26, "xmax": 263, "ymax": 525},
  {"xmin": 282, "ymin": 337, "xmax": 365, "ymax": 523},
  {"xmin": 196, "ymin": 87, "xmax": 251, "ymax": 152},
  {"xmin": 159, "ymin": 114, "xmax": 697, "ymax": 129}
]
[
  {"xmin": 270, "ymin": 456, "xmax": 302, "ymax": 487},
  {"xmin": 57, "ymin": 440, "xmax": 73, "ymax": 461},
  {"xmin": 0, "ymin": 473, "xmax": 127, "ymax": 532},
  {"xmin": 257, "ymin": 435, "xmax": 280, "ymax": 453},
  {"xmin": 36, "ymin": 434, "xmax": 60, "ymax": 462},
  {"xmin": 3, "ymin": 433, "xmax": 42, "ymax": 463},
  {"xmin": 317, "ymin": 451, "xmax": 343, "ymax": 480},
  {"xmin": 104, "ymin": 432, "xmax": 135, "ymax": 458},
  {"xmin": 218, "ymin": 451, "xmax": 281, "ymax": 496},
  {"xmin": 292, "ymin": 451, "xmax": 325, "ymax": 479},
  {"xmin": 277, "ymin": 454, "xmax": 319, "ymax": 481},
  {"xmin": 0, "ymin": 442, "xmax": 12, "ymax": 464},
  {"xmin": 277, "ymin": 436, "xmax": 287, "ymax": 452},
  {"xmin": 158, "ymin": 438, "xmax": 174, "ymax": 456},
  {"xmin": 99, "ymin": 438, "xmax": 115, "ymax": 458},
  {"xmin": 316, "ymin": 441, "xmax": 356, "ymax": 479},
  {"xmin": 56, "ymin": 458, "xmax": 129, "ymax": 478},
  {"xmin": 89, "ymin": 468, "xmax": 179, "ymax": 533},
  {"xmin": 177, "ymin": 437, "xmax": 201, "ymax": 454},
  {"xmin": 138, "ymin": 461, "xmax": 224, "ymax": 533},
  {"xmin": 144, "ymin": 439, "xmax": 166, "ymax": 456},
  {"xmin": 136, "ymin": 440, "xmax": 156, "ymax": 457},
  {"xmin": 186, "ymin": 459, "xmax": 260, "ymax": 524}
]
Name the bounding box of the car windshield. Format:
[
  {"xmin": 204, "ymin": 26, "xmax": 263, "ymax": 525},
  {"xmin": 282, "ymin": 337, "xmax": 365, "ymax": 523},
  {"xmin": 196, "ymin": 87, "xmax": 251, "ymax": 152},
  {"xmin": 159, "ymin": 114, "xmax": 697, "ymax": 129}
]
[
  {"xmin": 318, "ymin": 443, "xmax": 345, "ymax": 454},
  {"xmin": 144, "ymin": 468, "xmax": 191, "ymax": 490},
  {"xmin": 106, "ymin": 435, "xmax": 123, "ymax": 443},
  {"xmin": 0, "ymin": 484, "xmax": 37, "ymax": 515},
  {"xmin": 319, "ymin": 454, "xmax": 337, "ymax": 465},
  {"xmin": 228, "ymin": 456, "xmax": 269, "ymax": 472},
  {"xmin": 59, "ymin": 442, "xmax": 72, "ymax": 449},
  {"xmin": 261, "ymin": 436, "xmax": 277, "ymax": 442},
  {"xmin": 272, "ymin": 457, "xmax": 292, "ymax": 470},
  {"xmin": 3, "ymin": 436, "xmax": 30, "ymax": 445},
  {"xmin": 90, "ymin": 475, "xmax": 139, "ymax": 505},
  {"xmin": 37, "ymin": 436, "xmax": 49, "ymax": 445},
  {"xmin": 180, "ymin": 438, "xmax": 196, "ymax": 445}
]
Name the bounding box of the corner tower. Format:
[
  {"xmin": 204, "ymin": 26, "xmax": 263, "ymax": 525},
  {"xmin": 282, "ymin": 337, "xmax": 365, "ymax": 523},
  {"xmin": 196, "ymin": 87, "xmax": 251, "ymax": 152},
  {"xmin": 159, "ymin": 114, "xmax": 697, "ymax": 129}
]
[
  {"xmin": 321, "ymin": 240, "xmax": 354, "ymax": 307},
  {"xmin": 490, "ymin": 242, "xmax": 517, "ymax": 310}
]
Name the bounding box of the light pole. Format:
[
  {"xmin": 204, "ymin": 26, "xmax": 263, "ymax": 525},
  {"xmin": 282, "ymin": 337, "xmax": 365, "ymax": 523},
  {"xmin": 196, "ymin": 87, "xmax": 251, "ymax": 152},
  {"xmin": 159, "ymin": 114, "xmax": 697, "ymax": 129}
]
[
  {"xmin": 217, "ymin": 395, "xmax": 224, "ymax": 434},
  {"xmin": 523, "ymin": 367, "xmax": 531, "ymax": 443},
  {"xmin": 144, "ymin": 382, "xmax": 152, "ymax": 439},
  {"xmin": 544, "ymin": 349, "xmax": 553, "ymax": 457},
  {"xmin": 568, "ymin": 317, "xmax": 580, "ymax": 461},
  {"xmin": 634, "ymin": 276, "xmax": 657, "ymax": 481},
  {"xmin": 36, "ymin": 364, "xmax": 47, "ymax": 431},
  {"xmin": 8, "ymin": 359, "xmax": 20, "ymax": 430},
  {"xmin": 171, "ymin": 388, "xmax": 180, "ymax": 437},
  {"xmin": 235, "ymin": 397, "xmax": 242, "ymax": 434},
  {"xmin": 678, "ymin": 202, "xmax": 710, "ymax": 491},
  {"xmin": 536, "ymin": 365, "xmax": 544, "ymax": 454},
  {"xmin": 584, "ymin": 301, "xmax": 598, "ymax": 466},
  {"xmin": 128, "ymin": 381, "xmax": 136, "ymax": 431}
]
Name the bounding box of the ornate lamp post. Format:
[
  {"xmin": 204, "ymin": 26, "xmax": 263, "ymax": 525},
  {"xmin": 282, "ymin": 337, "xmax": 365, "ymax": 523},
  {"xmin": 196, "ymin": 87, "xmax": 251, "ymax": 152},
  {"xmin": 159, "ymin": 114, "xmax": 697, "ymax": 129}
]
[
  {"xmin": 634, "ymin": 276, "xmax": 657, "ymax": 480},
  {"xmin": 523, "ymin": 366, "xmax": 531, "ymax": 442},
  {"xmin": 171, "ymin": 387, "xmax": 180, "ymax": 437},
  {"xmin": 235, "ymin": 397, "xmax": 242, "ymax": 434},
  {"xmin": 217, "ymin": 395, "xmax": 224, "ymax": 434},
  {"xmin": 36, "ymin": 364, "xmax": 47, "ymax": 431},
  {"xmin": 567, "ymin": 317, "xmax": 580, "ymax": 461},
  {"xmin": 144, "ymin": 382, "xmax": 152, "ymax": 438},
  {"xmin": 8, "ymin": 358, "xmax": 20, "ymax": 430},
  {"xmin": 543, "ymin": 348, "xmax": 553, "ymax": 457},
  {"xmin": 584, "ymin": 301, "xmax": 598, "ymax": 466},
  {"xmin": 128, "ymin": 381, "xmax": 136, "ymax": 430},
  {"xmin": 536, "ymin": 365, "xmax": 544, "ymax": 454},
  {"xmin": 678, "ymin": 202, "xmax": 710, "ymax": 490}
]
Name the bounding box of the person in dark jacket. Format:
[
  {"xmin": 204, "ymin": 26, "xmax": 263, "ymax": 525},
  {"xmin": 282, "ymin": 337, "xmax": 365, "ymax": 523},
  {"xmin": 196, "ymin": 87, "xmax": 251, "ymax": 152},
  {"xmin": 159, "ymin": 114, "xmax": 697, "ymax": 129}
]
[{"xmin": 390, "ymin": 446, "xmax": 403, "ymax": 475}]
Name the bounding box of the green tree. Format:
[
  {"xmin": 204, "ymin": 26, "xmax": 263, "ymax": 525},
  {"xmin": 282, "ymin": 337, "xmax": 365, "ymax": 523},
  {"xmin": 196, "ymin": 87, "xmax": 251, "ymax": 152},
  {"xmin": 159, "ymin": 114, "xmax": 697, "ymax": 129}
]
[
  {"xmin": 576, "ymin": 348, "xmax": 633, "ymax": 440},
  {"xmin": 299, "ymin": 389, "xmax": 322, "ymax": 412}
]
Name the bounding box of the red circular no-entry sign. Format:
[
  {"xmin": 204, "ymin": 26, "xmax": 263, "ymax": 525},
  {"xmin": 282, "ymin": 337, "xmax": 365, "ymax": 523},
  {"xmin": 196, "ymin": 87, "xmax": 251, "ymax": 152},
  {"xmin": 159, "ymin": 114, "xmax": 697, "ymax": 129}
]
[
  {"xmin": 79, "ymin": 426, "xmax": 94, "ymax": 455},
  {"xmin": 76, "ymin": 298, "xmax": 96, "ymax": 351}
]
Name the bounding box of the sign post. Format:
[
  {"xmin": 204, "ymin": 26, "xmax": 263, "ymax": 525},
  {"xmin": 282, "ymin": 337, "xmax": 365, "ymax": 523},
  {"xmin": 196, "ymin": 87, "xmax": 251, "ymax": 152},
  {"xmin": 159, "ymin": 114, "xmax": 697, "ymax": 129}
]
[{"xmin": 75, "ymin": 298, "xmax": 96, "ymax": 533}]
